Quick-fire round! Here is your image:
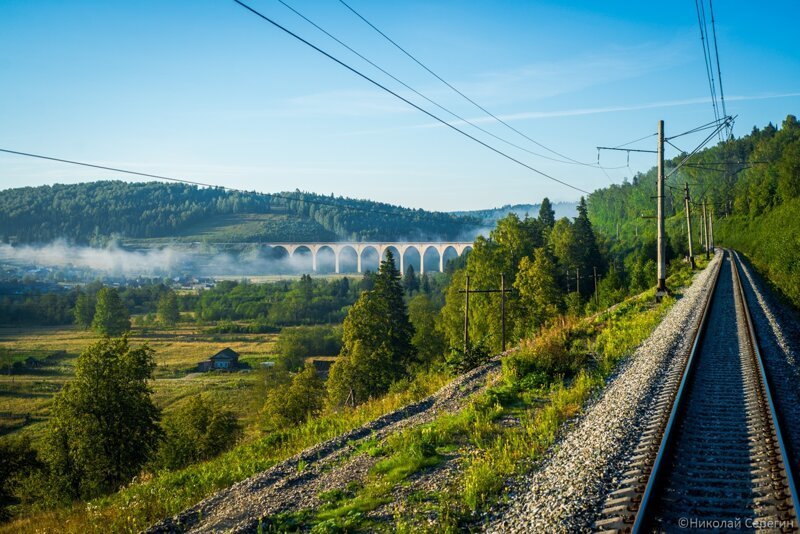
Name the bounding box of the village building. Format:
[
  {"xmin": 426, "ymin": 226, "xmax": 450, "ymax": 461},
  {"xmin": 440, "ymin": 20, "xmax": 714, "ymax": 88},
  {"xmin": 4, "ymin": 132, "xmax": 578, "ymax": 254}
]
[{"xmin": 197, "ymin": 348, "xmax": 240, "ymax": 372}]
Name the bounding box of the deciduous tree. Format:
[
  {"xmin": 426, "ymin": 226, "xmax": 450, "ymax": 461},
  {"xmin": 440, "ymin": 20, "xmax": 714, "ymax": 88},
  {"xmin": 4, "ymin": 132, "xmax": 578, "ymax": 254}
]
[
  {"xmin": 43, "ymin": 337, "xmax": 161, "ymax": 500},
  {"xmin": 156, "ymin": 290, "xmax": 180, "ymax": 326},
  {"xmin": 91, "ymin": 287, "xmax": 131, "ymax": 336}
]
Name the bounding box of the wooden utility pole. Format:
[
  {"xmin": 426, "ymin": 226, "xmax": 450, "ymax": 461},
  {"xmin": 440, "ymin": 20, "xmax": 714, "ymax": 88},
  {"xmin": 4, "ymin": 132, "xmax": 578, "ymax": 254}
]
[
  {"xmin": 656, "ymin": 120, "xmax": 668, "ymax": 299},
  {"xmin": 459, "ymin": 274, "xmax": 514, "ymax": 353},
  {"xmin": 463, "ymin": 275, "xmax": 470, "ymax": 352},
  {"xmin": 593, "ymin": 266, "xmax": 599, "ymax": 305},
  {"xmin": 684, "ymin": 182, "xmax": 696, "ymax": 269},
  {"xmin": 702, "ymin": 200, "xmax": 709, "ymax": 260},
  {"xmin": 500, "ymin": 274, "xmax": 507, "ymax": 351},
  {"xmin": 709, "ymin": 205, "xmax": 715, "ymax": 252}
]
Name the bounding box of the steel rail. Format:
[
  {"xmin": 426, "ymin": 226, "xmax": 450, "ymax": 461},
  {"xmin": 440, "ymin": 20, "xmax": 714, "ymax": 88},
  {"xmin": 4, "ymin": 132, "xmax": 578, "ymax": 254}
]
[
  {"xmin": 629, "ymin": 250, "xmax": 798, "ymax": 532},
  {"xmin": 629, "ymin": 251, "xmax": 725, "ymax": 533},
  {"xmin": 731, "ymin": 250, "xmax": 800, "ymax": 520}
]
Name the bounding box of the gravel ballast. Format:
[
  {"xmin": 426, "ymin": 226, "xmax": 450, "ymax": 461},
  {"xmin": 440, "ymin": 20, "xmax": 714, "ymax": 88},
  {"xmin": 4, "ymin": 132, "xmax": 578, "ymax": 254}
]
[
  {"xmin": 734, "ymin": 252, "xmax": 800, "ymax": 475},
  {"xmin": 148, "ymin": 357, "xmax": 503, "ymax": 533},
  {"xmin": 487, "ymin": 253, "xmax": 722, "ymax": 533}
]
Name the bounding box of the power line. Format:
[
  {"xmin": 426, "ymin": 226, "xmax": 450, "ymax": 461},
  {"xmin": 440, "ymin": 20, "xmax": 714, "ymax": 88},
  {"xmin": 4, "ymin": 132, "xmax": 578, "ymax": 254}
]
[
  {"xmin": 337, "ymin": 0, "xmax": 602, "ymax": 168},
  {"xmin": 665, "ymin": 139, "xmax": 687, "ymax": 154},
  {"xmin": 232, "ymin": 0, "xmax": 591, "ymax": 194},
  {"xmin": 666, "ymin": 116, "xmax": 733, "ymax": 179},
  {"xmin": 275, "ymin": 0, "xmax": 625, "ymax": 170},
  {"xmin": 708, "ymin": 0, "xmax": 729, "ymax": 138},
  {"xmin": 614, "ymin": 132, "xmax": 658, "ymax": 149},
  {"xmin": 695, "ymin": 0, "xmax": 720, "ymax": 132},
  {"xmin": 0, "ymin": 147, "xmax": 482, "ymax": 227},
  {"xmin": 666, "ymin": 117, "xmax": 728, "ymax": 140}
]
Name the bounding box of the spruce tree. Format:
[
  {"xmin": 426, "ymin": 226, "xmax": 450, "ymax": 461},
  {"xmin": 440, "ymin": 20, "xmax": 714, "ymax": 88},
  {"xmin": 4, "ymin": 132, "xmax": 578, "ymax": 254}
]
[
  {"xmin": 539, "ymin": 197, "xmax": 556, "ymax": 228},
  {"xmin": 403, "ymin": 264, "xmax": 420, "ymax": 295},
  {"xmin": 421, "ymin": 273, "xmax": 431, "ymax": 294},
  {"xmin": 91, "ymin": 287, "xmax": 131, "ymax": 336},
  {"xmin": 572, "ymin": 197, "xmax": 605, "ymax": 290},
  {"xmin": 327, "ymin": 250, "xmax": 416, "ymax": 406},
  {"xmin": 73, "ymin": 292, "xmax": 94, "ymax": 329}
]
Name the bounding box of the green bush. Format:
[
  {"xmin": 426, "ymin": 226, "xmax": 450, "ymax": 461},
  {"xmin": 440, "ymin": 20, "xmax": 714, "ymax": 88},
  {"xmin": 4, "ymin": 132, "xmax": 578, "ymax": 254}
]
[
  {"xmin": 503, "ymin": 326, "xmax": 584, "ymax": 380},
  {"xmin": 263, "ymin": 362, "xmax": 327, "ymax": 428},
  {"xmin": 155, "ymin": 394, "xmax": 241, "ymax": 470},
  {"xmin": 275, "ymin": 325, "xmax": 342, "ymax": 371}
]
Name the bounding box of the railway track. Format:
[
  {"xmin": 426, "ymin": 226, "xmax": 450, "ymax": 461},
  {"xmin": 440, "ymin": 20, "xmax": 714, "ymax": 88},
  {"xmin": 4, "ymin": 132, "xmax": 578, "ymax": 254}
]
[{"xmin": 596, "ymin": 250, "xmax": 799, "ymax": 533}]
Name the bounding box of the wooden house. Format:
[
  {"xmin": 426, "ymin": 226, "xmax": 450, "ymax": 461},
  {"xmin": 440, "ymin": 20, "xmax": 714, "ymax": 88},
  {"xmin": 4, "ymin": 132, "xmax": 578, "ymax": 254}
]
[{"xmin": 197, "ymin": 348, "xmax": 240, "ymax": 372}]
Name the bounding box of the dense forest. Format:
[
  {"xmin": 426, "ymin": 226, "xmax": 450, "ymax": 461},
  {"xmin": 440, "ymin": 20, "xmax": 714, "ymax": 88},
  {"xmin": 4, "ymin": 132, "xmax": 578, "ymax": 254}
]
[
  {"xmin": 0, "ymin": 182, "xmax": 480, "ymax": 244},
  {"xmin": 587, "ymin": 114, "xmax": 800, "ymax": 307}
]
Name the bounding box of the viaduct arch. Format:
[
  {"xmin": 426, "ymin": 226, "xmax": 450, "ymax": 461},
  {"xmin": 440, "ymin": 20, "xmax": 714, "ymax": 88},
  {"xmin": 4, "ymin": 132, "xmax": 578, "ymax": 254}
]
[{"xmin": 265, "ymin": 242, "xmax": 473, "ymax": 274}]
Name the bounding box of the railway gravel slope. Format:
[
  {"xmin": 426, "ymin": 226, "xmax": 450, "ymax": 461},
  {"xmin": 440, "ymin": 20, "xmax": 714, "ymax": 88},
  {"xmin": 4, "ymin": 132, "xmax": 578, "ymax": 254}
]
[
  {"xmin": 487, "ymin": 253, "xmax": 721, "ymax": 533},
  {"xmin": 148, "ymin": 357, "xmax": 502, "ymax": 533}
]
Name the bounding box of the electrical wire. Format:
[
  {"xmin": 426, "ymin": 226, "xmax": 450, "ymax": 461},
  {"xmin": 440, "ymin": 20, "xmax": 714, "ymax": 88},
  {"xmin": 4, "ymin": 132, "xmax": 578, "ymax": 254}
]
[
  {"xmin": 666, "ymin": 116, "xmax": 732, "ymax": 179},
  {"xmin": 337, "ymin": 0, "xmax": 602, "ymax": 168},
  {"xmin": 708, "ymin": 0, "xmax": 729, "ymax": 137},
  {"xmin": 665, "ymin": 139, "xmax": 687, "ymax": 154},
  {"xmin": 232, "ymin": 0, "xmax": 591, "ymax": 194},
  {"xmin": 666, "ymin": 117, "xmax": 728, "ymax": 140},
  {"xmin": 696, "ymin": 0, "xmax": 721, "ymax": 133},
  {"xmin": 274, "ymin": 0, "xmax": 625, "ymax": 170},
  {"xmin": 614, "ymin": 132, "xmax": 658, "ymax": 149}
]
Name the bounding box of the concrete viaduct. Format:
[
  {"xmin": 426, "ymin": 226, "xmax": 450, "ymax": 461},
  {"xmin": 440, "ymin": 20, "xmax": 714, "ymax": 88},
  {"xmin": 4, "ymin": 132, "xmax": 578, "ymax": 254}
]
[{"xmin": 265, "ymin": 242, "xmax": 473, "ymax": 274}]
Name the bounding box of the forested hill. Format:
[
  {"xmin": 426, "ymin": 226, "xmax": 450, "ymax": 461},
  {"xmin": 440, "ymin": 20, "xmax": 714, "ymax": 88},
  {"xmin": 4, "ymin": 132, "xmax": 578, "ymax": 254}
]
[
  {"xmin": 452, "ymin": 201, "xmax": 577, "ymax": 222},
  {"xmin": 0, "ymin": 181, "xmax": 480, "ymax": 244},
  {"xmin": 587, "ymin": 114, "xmax": 800, "ymax": 307}
]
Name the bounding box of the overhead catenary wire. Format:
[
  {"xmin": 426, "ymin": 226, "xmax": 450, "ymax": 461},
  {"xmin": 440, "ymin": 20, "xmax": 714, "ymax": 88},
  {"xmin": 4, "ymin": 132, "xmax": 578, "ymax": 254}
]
[
  {"xmin": 665, "ymin": 117, "xmax": 728, "ymax": 140},
  {"xmin": 665, "ymin": 139, "xmax": 687, "ymax": 154},
  {"xmin": 0, "ymin": 148, "xmax": 481, "ymax": 227},
  {"xmin": 695, "ymin": 0, "xmax": 721, "ymax": 134},
  {"xmin": 274, "ymin": 0, "xmax": 625, "ymax": 170},
  {"xmin": 337, "ymin": 0, "xmax": 602, "ymax": 168},
  {"xmin": 231, "ymin": 0, "xmax": 590, "ymax": 194},
  {"xmin": 666, "ymin": 116, "xmax": 733, "ymax": 179},
  {"xmin": 708, "ymin": 0, "xmax": 729, "ymax": 137}
]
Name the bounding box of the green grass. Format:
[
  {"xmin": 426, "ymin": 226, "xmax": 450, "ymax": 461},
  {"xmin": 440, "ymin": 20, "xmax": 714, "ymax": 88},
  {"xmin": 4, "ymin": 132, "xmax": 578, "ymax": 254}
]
[
  {"xmin": 307, "ymin": 255, "xmax": 714, "ymax": 532},
  {"xmin": 716, "ymin": 197, "xmax": 800, "ymax": 309},
  {"xmin": 0, "ymin": 323, "xmax": 277, "ymax": 440},
  {"xmin": 123, "ymin": 211, "xmax": 335, "ymax": 244},
  {"xmin": 1, "ymin": 369, "xmax": 451, "ymax": 534}
]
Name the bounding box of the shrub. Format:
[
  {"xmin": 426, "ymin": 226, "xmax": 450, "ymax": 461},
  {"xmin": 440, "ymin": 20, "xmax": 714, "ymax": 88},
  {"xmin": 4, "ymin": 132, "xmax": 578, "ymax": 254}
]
[
  {"xmin": 156, "ymin": 394, "xmax": 241, "ymax": 470},
  {"xmin": 275, "ymin": 325, "xmax": 342, "ymax": 371},
  {"xmin": 445, "ymin": 341, "xmax": 491, "ymax": 374},
  {"xmin": 263, "ymin": 362, "xmax": 326, "ymax": 428},
  {"xmin": 503, "ymin": 326, "xmax": 583, "ymax": 380},
  {"xmin": 0, "ymin": 436, "xmax": 42, "ymax": 521}
]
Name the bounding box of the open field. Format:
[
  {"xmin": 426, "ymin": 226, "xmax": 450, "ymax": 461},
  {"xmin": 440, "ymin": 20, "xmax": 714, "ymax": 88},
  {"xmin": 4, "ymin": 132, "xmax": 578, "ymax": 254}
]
[{"xmin": 0, "ymin": 323, "xmax": 280, "ymax": 441}]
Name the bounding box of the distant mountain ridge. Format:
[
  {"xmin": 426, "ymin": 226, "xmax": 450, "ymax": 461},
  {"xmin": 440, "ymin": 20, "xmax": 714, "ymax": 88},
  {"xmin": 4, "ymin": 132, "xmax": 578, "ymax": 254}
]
[
  {"xmin": 0, "ymin": 182, "xmax": 582, "ymax": 247},
  {"xmin": 0, "ymin": 181, "xmax": 481, "ymax": 245}
]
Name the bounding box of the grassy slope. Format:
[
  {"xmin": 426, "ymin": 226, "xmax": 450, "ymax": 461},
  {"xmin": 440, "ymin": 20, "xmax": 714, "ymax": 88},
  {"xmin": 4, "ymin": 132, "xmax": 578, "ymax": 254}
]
[
  {"xmin": 715, "ymin": 197, "xmax": 800, "ymax": 309},
  {"xmin": 0, "ymin": 371, "xmax": 452, "ymax": 534},
  {"xmin": 244, "ymin": 258, "xmax": 711, "ymax": 532},
  {"xmin": 122, "ymin": 212, "xmax": 335, "ymax": 245},
  {"xmin": 1, "ymin": 259, "xmax": 709, "ymax": 533}
]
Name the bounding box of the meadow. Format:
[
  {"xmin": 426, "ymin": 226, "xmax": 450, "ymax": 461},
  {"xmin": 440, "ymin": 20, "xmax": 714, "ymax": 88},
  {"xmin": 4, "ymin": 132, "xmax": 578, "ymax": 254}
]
[{"xmin": 0, "ymin": 322, "xmax": 278, "ymax": 441}]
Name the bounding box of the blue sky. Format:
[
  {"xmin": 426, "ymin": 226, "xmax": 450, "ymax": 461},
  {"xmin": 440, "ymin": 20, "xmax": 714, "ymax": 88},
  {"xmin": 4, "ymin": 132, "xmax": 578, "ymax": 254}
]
[{"xmin": 1, "ymin": 0, "xmax": 798, "ymax": 210}]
